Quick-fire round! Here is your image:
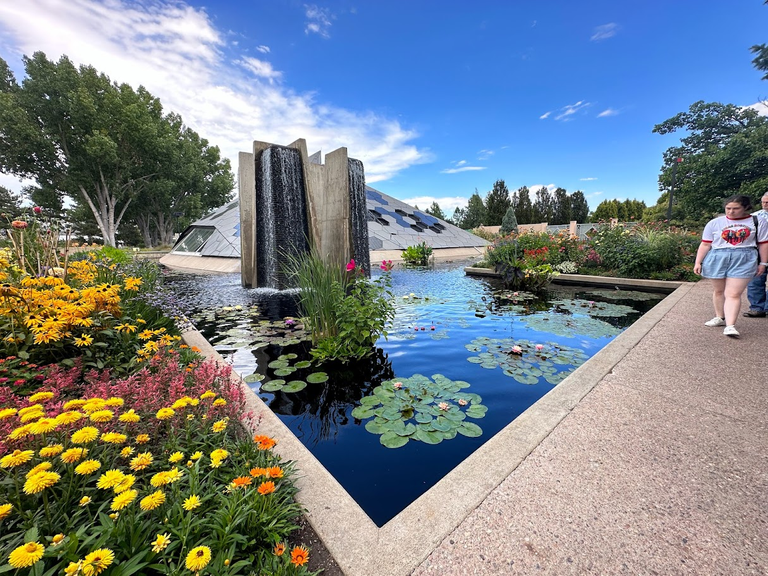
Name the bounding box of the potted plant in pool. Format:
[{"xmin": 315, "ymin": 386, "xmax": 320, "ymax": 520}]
[
  {"xmin": 486, "ymin": 237, "xmax": 557, "ymax": 291},
  {"xmin": 401, "ymin": 241, "xmax": 433, "ymax": 267}
]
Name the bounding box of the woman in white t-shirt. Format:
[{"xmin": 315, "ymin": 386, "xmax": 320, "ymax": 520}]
[{"xmin": 693, "ymin": 195, "xmax": 768, "ymax": 338}]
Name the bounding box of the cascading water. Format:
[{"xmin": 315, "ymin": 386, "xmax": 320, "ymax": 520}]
[
  {"xmin": 348, "ymin": 158, "xmax": 371, "ymax": 276},
  {"xmin": 256, "ymin": 146, "xmax": 310, "ymax": 289}
]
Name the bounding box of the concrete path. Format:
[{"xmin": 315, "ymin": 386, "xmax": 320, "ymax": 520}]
[{"xmin": 413, "ymin": 279, "xmax": 767, "ymax": 576}]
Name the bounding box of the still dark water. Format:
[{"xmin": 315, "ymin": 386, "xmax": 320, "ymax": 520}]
[{"xmin": 166, "ymin": 265, "xmax": 665, "ymax": 526}]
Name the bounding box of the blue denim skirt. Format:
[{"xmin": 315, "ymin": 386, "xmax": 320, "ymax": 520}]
[{"xmin": 701, "ymin": 248, "xmax": 758, "ymax": 279}]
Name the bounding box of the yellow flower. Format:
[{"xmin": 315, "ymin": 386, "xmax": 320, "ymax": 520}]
[
  {"xmin": 51, "ymin": 534, "xmax": 65, "ymax": 546},
  {"xmin": 96, "ymin": 469, "xmax": 126, "ymax": 490},
  {"xmin": 138, "ymin": 329, "xmax": 154, "ymax": 340},
  {"xmin": 108, "ymin": 513, "xmax": 118, "ymax": 520},
  {"xmin": 81, "ymin": 548, "xmax": 114, "ymax": 576},
  {"xmin": 130, "ymin": 452, "xmax": 153, "ymax": 471},
  {"xmin": 0, "ymin": 503, "xmax": 13, "ymax": 519},
  {"xmin": 140, "ymin": 490, "xmax": 166, "ymax": 511},
  {"xmin": 104, "ymin": 397, "xmax": 124, "ymax": 407},
  {"xmin": 150, "ymin": 467, "xmax": 184, "ymax": 487},
  {"xmin": 136, "ymin": 434, "xmax": 150, "ymax": 444},
  {"xmin": 185, "ymin": 546, "xmax": 212, "ymax": 571},
  {"xmin": 55, "ymin": 411, "xmax": 84, "ymax": 425},
  {"xmin": 8, "ymin": 424, "xmax": 33, "ymax": 440},
  {"xmin": 171, "ymin": 397, "xmax": 192, "ymax": 410},
  {"xmin": 115, "ymin": 323, "xmax": 137, "ymax": 333},
  {"xmin": 81, "ymin": 399, "xmax": 106, "ymax": 414},
  {"xmin": 61, "ymin": 448, "xmax": 88, "ymax": 464},
  {"xmin": 210, "ymin": 448, "xmax": 229, "ymax": 461},
  {"xmin": 18, "ymin": 404, "xmax": 44, "ymax": 417},
  {"xmin": 71, "ymin": 426, "xmax": 99, "ymax": 444},
  {"xmin": 75, "ymin": 460, "xmax": 102, "ymax": 475},
  {"xmin": 20, "ymin": 409, "xmax": 45, "ymax": 423},
  {"xmin": 89, "ymin": 410, "xmax": 114, "ymax": 422},
  {"xmin": 0, "ymin": 407, "xmax": 18, "ymax": 420},
  {"xmin": 79, "ymin": 496, "xmax": 92, "ymax": 507},
  {"xmin": 8, "ymin": 541, "xmax": 45, "ymax": 568},
  {"xmin": 26, "ymin": 461, "xmax": 53, "ymax": 478},
  {"xmin": 113, "ymin": 474, "xmax": 136, "ymax": 494},
  {"xmin": 120, "ymin": 446, "xmax": 135, "ymax": 458},
  {"xmin": 111, "ymin": 489, "xmax": 138, "ymax": 511},
  {"xmin": 0, "ymin": 449, "xmax": 35, "ymax": 468},
  {"xmin": 118, "ymin": 409, "xmax": 140, "ymax": 423},
  {"xmin": 155, "ymin": 408, "xmax": 175, "ymax": 420},
  {"xmin": 23, "ymin": 471, "xmax": 61, "ymax": 494},
  {"xmin": 29, "ymin": 417, "xmax": 58, "ymax": 435},
  {"xmin": 39, "ymin": 444, "xmax": 64, "ymax": 457},
  {"xmin": 64, "ymin": 561, "xmax": 81, "ymax": 575},
  {"xmin": 101, "ymin": 432, "xmax": 127, "ymax": 444},
  {"xmin": 212, "ymin": 419, "xmax": 227, "ymax": 433},
  {"xmin": 200, "ymin": 390, "xmax": 216, "ymax": 400},
  {"xmin": 190, "ymin": 451, "xmax": 202, "ymax": 461},
  {"xmin": 151, "ymin": 533, "xmax": 171, "ymax": 553},
  {"xmin": 63, "ymin": 399, "xmax": 86, "ymax": 410},
  {"xmin": 182, "ymin": 494, "xmax": 201, "ymax": 511},
  {"xmin": 29, "ymin": 391, "xmax": 54, "ymax": 403},
  {"xmin": 168, "ymin": 452, "xmax": 184, "ymax": 464},
  {"xmin": 74, "ymin": 334, "xmax": 94, "ymax": 347},
  {"xmin": 213, "ymin": 398, "xmax": 227, "ymax": 407}
]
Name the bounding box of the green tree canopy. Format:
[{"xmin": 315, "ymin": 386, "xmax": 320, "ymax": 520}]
[
  {"xmin": 425, "ymin": 201, "xmax": 446, "ymax": 221},
  {"xmin": 511, "ymin": 186, "xmax": 533, "ymax": 224},
  {"xmin": 570, "ymin": 190, "xmax": 589, "ymax": 223},
  {"xmin": 499, "ymin": 206, "xmax": 518, "ymax": 235},
  {"xmin": 484, "ymin": 179, "xmax": 511, "ymax": 226},
  {"xmin": 532, "ymin": 186, "xmax": 553, "ymax": 223},
  {"xmin": 0, "ymin": 52, "xmax": 233, "ymax": 246},
  {"xmin": 460, "ymin": 191, "xmax": 487, "ymax": 229},
  {"xmin": 551, "ymin": 187, "xmax": 571, "ymax": 225}
]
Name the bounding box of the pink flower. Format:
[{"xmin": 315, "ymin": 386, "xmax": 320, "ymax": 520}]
[
  {"xmin": 285, "ymin": 319, "xmax": 295, "ymax": 327},
  {"xmin": 535, "ymin": 344, "xmax": 544, "ymax": 351},
  {"xmin": 510, "ymin": 346, "xmax": 523, "ymax": 355},
  {"xmin": 458, "ymin": 399, "xmax": 468, "ymax": 406},
  {"xmin": 346, "ymin": 259, "xmax": 356, "ymax": 272},
  {"xmin": 438, "ymin": 402, "xmax": 450, "ymax": 411},
  {"xmin": 430, "ymin": 326, "xmax": 435, "ymax": 331},
  {"xmin": 33, "ymin": 206, "xmax": 42, "ymax": 214},
  {"xmin": 393, "ymin": 382, "xmax": 403, "ymax": 390},
  {"xmin": 380, "ymin": 260, "xmax": 394, "ymax": 272}
]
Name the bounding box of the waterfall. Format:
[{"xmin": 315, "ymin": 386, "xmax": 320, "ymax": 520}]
[
  {"xmin": 348, "ymin": 158, "xmax": 371, "ymax": 276},
  {"xmin": 256, "ymin": 146, "xmax": 310, "ymax": 289}
]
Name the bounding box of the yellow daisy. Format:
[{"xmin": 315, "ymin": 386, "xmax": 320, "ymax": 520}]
[
  {"xmin": 130, "ymin": 452, "xmax": 153, "ymax": 471},
  {"xmin": 136, "ymin": 434, "xmax": 150, "ymax": 444},
  {"xmin": 75, "ymin": 460, "xmax": 102, "ymax": 475},
  {"xmin": 81, "ymin": 548, "xmax": 114, "ymax": 576},
  {"xmin": 0, "ymin": 407, "xmax": 18, "ymax": 420},
  {"xmin": 213, "ymin": 398, "xmax": 227, "ymax": 407},
  {"xmin": 0, "ymin": 503, "xmax": 13, "ymax": 519},
  {"xmin": 29, "ymin": 417, "xmax": 58, "ymax": 435},
  {"xmin": 61, "ymin": 447, "xmax": 88, "ymax": 464},
  {"xmin": 101, "ymin": 432, "xmax": 127, "ymax": 444},
  {"xmin": 79, "ymin": 496, "xmax": 92, "ymax": 507},
  {"xmin": 212, "ymin": 419, "xmax": 227, "ymax": 433},
  {"xmin": 71, "ymin": 426, "xmax": 99, "ymax": 444},
  {"xmin": 155, "ymin": 408, "xmax": 175, "ymax": 420},
  {"xmin": 168, "ymin": 452, "xmax": 184, "ymax": 464},
  {"xmin": 0, "ymin": 449, "xmax": 35, "ymax": 468},
  {"xmin": 7, "ymin": 424, "xmax": 33, "ymax": 440},
  {"xmin": 110, "ymin": 489, "xmax": 138, "ymax": 511},
  {"xmin": 62, "ymin": 399, "xmax": 86, "ymax": 410},
  {"xmin": 28, "ymin": 391, "xmax": 54, "ymax": 403},
  {"xmin": 118, "ymin": 410, "xmax": 140, "ymax": 423},
  {"xmin": 20, "ymin": 409, "xmax": 45, "ymax": 423},
  {"xmin": 151, "ymin": 533, "xmax": 171, "ymax": 553},
  {"xmin": 185, "ymin": 546, "xmax": 211, "ymax": 572},
  {"xmin": 140, "ymin": 490, "xmax": 166, "ymax": 511},
  {"xmin": 23, "ymin": 471, "xmax": 61, "ymax": 494},
  {"xmin": 182, "ymin": 494, "xmax": 201, "ymax": 511},
  {"xmin": 55, "ymin": 411, "xmax": 84, "ymax": 425},
  {"xmin": 25, "ymin": 461, "xmax": 53, "ymax": 478},
  {"xmin": 104, "ymin": 397, "xmax": 124, "ymax": 407},
  {"xmin": 39, "ymin": 444, "xmax": 64, "ymax": 457},
  {"xmin": 8, "ymin": 542, "xmax": 45, "ymax": 568},
  {"xmin": 96, "ymin": 469, "xmax": 126, "ymax": 490},
  {"xmin": 89, "ymin": 410, "xmax": 114, "ymax": 423},
  {"xmin": 113, "ymin": 474, "xmax": 136, "ymax": 494},
  {"xmin": 120, "ymin": 446, "xmax": 135, "ymax": 458}
]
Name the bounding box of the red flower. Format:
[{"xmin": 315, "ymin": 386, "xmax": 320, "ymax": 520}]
[
  {"xmin": 345, "ymin": 259, "xmax": 356, "ymax": 272},
  {"xmin": 33, "ymin": 206, "xmax": 42, "ymax": 214}
]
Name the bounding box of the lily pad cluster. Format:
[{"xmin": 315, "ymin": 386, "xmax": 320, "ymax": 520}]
[
  {"xmin": 466, "ymin": 337, "xmax": 589, "ymax": 385},
  {"xmin": 192, "ymin": 305, "xmax": 311, "ymax": 350},
  {"xmin": 585, "ymin": 289, "xmax": 662, "ymax": 301},
  {"xmin": 522, "ymin": 313, "xmax": 621, "ymax": 338},
  {"xmin": 350, "ymin": 374, "xmax": 487, "ymax": 448},
  {"xmin": 258, "ymin": 354, "xmax": 329, "ymax": 394},
  {"xmin": 550, "ymin": 298, "xmax": 637, "ymax": 317}
]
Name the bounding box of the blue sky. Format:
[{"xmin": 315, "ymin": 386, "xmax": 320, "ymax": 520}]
[{"xmin": 0, "ymin": 1, "xmax": 766, "ymax": 217}]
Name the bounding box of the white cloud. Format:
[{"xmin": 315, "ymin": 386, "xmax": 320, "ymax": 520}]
[
  {"xmin": 304, "ymin": 5, "xmax": 333, "ymax": 38},
  {"xmin": 440, "ymin": 166, "xmax": 487, "ymax": 174},
  {"xmin": 597, "ymin": 108, "xmax": 619, "ymax": 117},
  {"xmin": 744, "ymin": 100, "xmax": 768, "ymax": 116},
  {"xmin": 477, "ymin": 149, "xmax": 494, "ymax": 160},
  {"xmin": 554, "ymin": 100, "xmax": 591, "ymax": 121},
  {"xmin": 0, "ymin": 0, "xmax": 427, "ymax": 186},
  {"xmin": 256, "ymin": 45, "xmax": 270, "ymax": 54},
  {"xmin": 455, "ymin": 160, "xmax": 467, "ymax": 166},
  {"xmin": 585, "ymin": 191, "xmax": 604, "ymax": 198},
  {"xmin": 590, "ymin": 23, "xmax": 619, "ymax": 42},
  {"xmin": 580, "ymin": 177, "xmax": 598, "ymax": 181},
  {"xmin": 530, "ymin": 184, "xmax": 557, "ymax": 194},
  {"xmin": 401, "ymin": 196, "xmax": 469, "ymax": 214},
  {"xmin": 539, "ymin": 111, "xmax": 551, "ymax": 119}
]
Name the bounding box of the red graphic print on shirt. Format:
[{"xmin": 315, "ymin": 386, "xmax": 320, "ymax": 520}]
[{"xmin": 721, "ymin": 227, "xmax": 751, "ymax": 246}]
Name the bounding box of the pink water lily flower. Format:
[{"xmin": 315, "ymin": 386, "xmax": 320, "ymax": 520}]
[
  {"xmin": 510, "ymin": 345, "xmax": 523, "ymax": 355},
  {"xmin": 535, "ymin": 344, "xmax": 544, "ymax": 351},
  {"xmin": 393, "ymin": 382, "xmax": 403, "ymax": 390},
  {"xmin": 438, "ymin": 402, "xmax": 450, "ymax": 411}
]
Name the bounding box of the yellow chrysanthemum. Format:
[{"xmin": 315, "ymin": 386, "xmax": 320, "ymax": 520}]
[
  {"xmin": 8, "ymin": 424, "xmax": 33, "ymax": 440},
  {"xmin": 55, "ymin": 411, "xmax": 84, "ymax": 425},
  {"xmin": 62, "ymin": 399, "xmax": 86, "ymax": 410},
  {"xmin": 190, "ymin": 451, "xmax": 203, "ymax": 461},
  {"xmin": 61, "ymin": 447, "xmax": 88, "ymax": 464},
  {"xmin": 8, "ymin": 542, "xmax": 45, "ymax": 568},
  {"xmin": 136, "ymin": 434, "xmax": 150, "ymax": 444},
  {"xmin": 64, "ymin": 561, "xmax": 81, "ymax": 575},
  {"xmin": 0, "ymin": 407, "xmax": 18, "ymax": 420},
  {"xmin": 104, "ymin": 397, "xmax": 124, "ymax": 407},
  {"xmin": 71, "ymin": 426, "xmax": 99, "ymax": 444},
  {"xmin": 185, "ymin": 546, "xmax": 212, "ymax": 571},
  {"xmin": 19, "ymin": 409, "xmax": 45, "ymax": 423},
  {"xmin": 200, "ymin": 391, "xmax": 216, "ymax": 400},
  {"xmin": 182, "ymin": 494, "xmax": 201, "ymax": 511},
  {"xmin": 81, "ymin": 399, "xmax": 106, "ymax": 414},
  {"xmin": 28, "ymin": 391, "xmax": 54, "ymax": 403},
  {"xmin": 130, "ymin": 452, "xmax": 153, "ymax": 471},
  {"xmin": 171, "ymin": 397, "xmax": 192, "ymax": 410},
  {"xmin": 140, "ymin": 490, "xmax": 166, "ymax": 511},
  {"xmin": 0, "ymin": 449, "xmax": 35, "ymax": 468},
  {"xmin": 26, "ymin": 461, "xmax": 53, "ymax": 478},
  {"xmin": 23, "ymin": 471, "xmax": 61, "ymax": 494},
  {"xmin": 79, "ymin": 496, "xmax": 92, "ymax": 507},
  {"xmin": 51, "ymin": 534, "xmax": 65, "ymax": 546},
  {"xmin": 75, "ymin": 460, "xmax": 102, "ymax": 475},
  {"xmin": 212, "ymin": 420, "xmax": 227, "ymax": 433},
  {"xmin": 81, "ymin": 548, "xmax": 114, "ymax": 576},
  {"xmin": 29, "ymin": 417, "xmax": 58, "ymax": 435},
  {"xmin": 101, "ymin": 432, "xmax": 127, "ymax": 444},
  {"xmin": 138, "ymin": 329, "xmax": 154, "ymax": 340},
  {"xmin": 89, "ymin": 410, "xmax": 114, "ymax": 423},
  {"xmin": 0, "ymin": 503, "xmax": 13, "ymax": 519},
  {"xmin": 113, "ymin": 474, "xmax": 136, "ymax": 494},
  {"xmin": 213, "ymin": 398, "xmax": 227, "ymax": 407},
  {"xmin": 210, "ymin": 449, "xmax": 229, "ymax": 461},
  {"xmin": 111, "ymin": 489, "xmax": 138, "ymax": 511},
  {"xmin": 151, "ymin": 533, "xmax": 171, "ymax": 553},
  {"xmin": 155, "ymin": 408, "xmax": 175, "ymax": 420},
  {"xmin": 96, "ymin": 469, "xmax": 126, "ymax": 490},
  {"xmin": 120, "ymin": 446, "xmax": 135, "ymax": 458},
  {"xmin": 118, "ymin": 410, "xmax": 140, "ymax": 423},
  {"xmin": 39, "ymin": 444, "xmax": 64, "ymax": 458},
  {"xmin": 18, "ymin": 404, "xmax": 44, "ymax": 417}
]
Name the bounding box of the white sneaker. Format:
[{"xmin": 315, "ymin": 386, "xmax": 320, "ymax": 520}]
[
  {"xmin": 723, "ymin": 325, "xmax": 740, "ymax": 338},
  {"xmin": 704, "ymin": 317, "xmax": 725, "ymax": 327}
]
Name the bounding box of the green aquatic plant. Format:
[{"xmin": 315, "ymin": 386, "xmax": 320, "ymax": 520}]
[
  {"xmin": 465, "ymin": 337, "xmax": 590, "ymax": 385},
  {"xmin": 521, "ymin": 313, "xmax": 621, "ymax": 338},
  {"xmin": 584, "ymin": 289, "xmax": 662, "ymax": 301},
  {"xmin": 549, "ymin": 298, "xmax": 637, "ymax": 317},
  {"xmin": 351, "ymin": 374, "xmax": 487, "ymax": 448}
]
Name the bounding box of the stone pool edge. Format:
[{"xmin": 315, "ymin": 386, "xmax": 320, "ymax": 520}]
[{"xmin": 181, "ymin": 281, "xmax": 695, "ymax": 576}]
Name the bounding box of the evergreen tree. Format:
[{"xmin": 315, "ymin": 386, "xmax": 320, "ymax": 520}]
[
  {"xmin": 499, "ymin": 206, "xmax": 518, "ymax": 235},
  {"xmin": 484, "ymin": 179, "xmax": 511, "ymax": 226},
  {"xmin": 451, "ymin": 206, "xmax": 466, "ymax": 227},
  {"xmin": 570, "ymin": 190, "xmax": 590, "ymax": 223},
  {"xmin": 551, "ymin": 187, "xmax": 571, "ymax": 225},
  {"xmin": 425, "ymin": 201, "xmax": 446, "ymax": 220},
  {"xmin": 462, "ymin": 191, "xmax": 487, "ymax": 229},
  {"xmin": 532, "ymin": 186, "xmax": 553, "ymax": 223},
  {"xmin": 592, "ymin": 199, "xmax": 619, "ymax": 221},
  {"xmin": 0, "ymin": 185, "xmax": 21, "ymax": 219},
  {"xmin": 515, "ymin": 186, "xmax": 533, "ymax": 224}
]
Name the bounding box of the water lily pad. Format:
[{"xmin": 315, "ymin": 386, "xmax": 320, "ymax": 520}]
[
  {"xmin": 380, "ymin": 431, "xmax": 409, "ymax": 448},
  {"xmin": 268, "ymin": 360, "xmax": 289, "ymax": 369},
  {"xmin": 282, "ymin": 380, "xmax": 307, "ymax": 393},
  {"xmin": 458, "ymin": 422, "xmax": 482, "ymax": 437},
  {"xmin": 295, "ymin": 360, "xmax": 312, "ymax": 369},
  {"xmin": 306, "ymin": 372, "xmax": 329, "ymax": 383},
  {"xmin": 243, "ymin": 373, "xmax": 265, "ymax": 383},
  {"xmin": 273, "ymin": 368, "xmax": 295, "ymax": 377},
  {"xmin": 551, "ymin": 298, "xmax": 637, "ymax": 317},
  {"xmin": 523, "ymin": 314, "xmax": 621, "ymax": 338},
  {"xmin": 261, "ymin": 381, "xmax": 285, "ymax": 392}
]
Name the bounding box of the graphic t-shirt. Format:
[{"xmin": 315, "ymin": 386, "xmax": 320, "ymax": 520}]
[{"xmin": 702, "ymin": 215, "xmax": 768, "ymax": 249}]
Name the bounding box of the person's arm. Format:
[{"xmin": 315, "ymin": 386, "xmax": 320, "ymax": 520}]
[
  {"xmin": 758, "ymin": 242, "xmax": 768, "ymax": 276},
  {"xmin": 693, "ymin": 242, "xmax": 711, "ymax": 275}
]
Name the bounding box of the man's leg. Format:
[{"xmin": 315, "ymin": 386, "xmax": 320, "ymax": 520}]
[{"xmin": 745, "ymin": 271, "xmax": 768, "ymax": 315}]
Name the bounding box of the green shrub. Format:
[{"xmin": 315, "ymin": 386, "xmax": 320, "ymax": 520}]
[{"xmin": 401, "ymin": 242, "xmax": 433, "ymax": 266}]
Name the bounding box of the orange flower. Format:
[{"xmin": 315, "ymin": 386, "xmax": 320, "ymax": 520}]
[
  {"xmin": 274, "ymin": 542, "xmax": 286, "ymax": 556},
  {"xmin": 267, "ymin": 466, "xmax": 284, "ymax": 479},
  {"xmin": 231, "ymin": 476, "xmax": 252, "ymax": 489},
  {"xmin": 290, "ymin": 545, "xmax": 309, "ymax": 566},
  {"xmin": 253, "ymin": 435, "xmax": 277, "ymax": 450},
  {"xmin": 257, "ymin": 481, "xmax": 275, "ymax": 495},
  {"xmin": 249, "ymin": 467, "xmax": 267, "ymax": 478}
]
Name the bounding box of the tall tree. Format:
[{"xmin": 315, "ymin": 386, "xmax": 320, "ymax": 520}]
[
  {"xmin": 653, "ymin": 101, "xmax": 768, "ymax": 219},
  {"xmin": 551, "ymin": 187, "xmax": 571, "ymax": 225},
  {"xmin": 532, "ymin": 186, "xmax": 553, "ymax": 223},
  {"xmin": 570, "ymin": 190, "xmax": 589, "ymax": 223},
  {"xmin": 750, "ymin": 1, "xmax": 768, "ymax": 79},
  {"xmin": 513, "ymin": 186, "xmax": 533, "ymax": 224},
  {"xmin": 461, "ymin": 191, "xmax": 487, "ymax": 229},
  {"xmin": 425, "ymin": 201, "xmax": 446, "ymax": 221},
  {"xmin": 484, "ymin": 179, "xmax": 511, "ymax": 226},
  {"xmin": 592, "ymin": 199, "xmax": 619, "ymax": 221},
  {"xmin": 451, "ymin": 206, "xmax": 466, "ymax": 227},
  {"xmin": 0, "ymin": 185, "xmax": 21, "ymax": 219},
  {"xmin": 499, "ymin": 206, "xmax": 518, "ymax": 235}
]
